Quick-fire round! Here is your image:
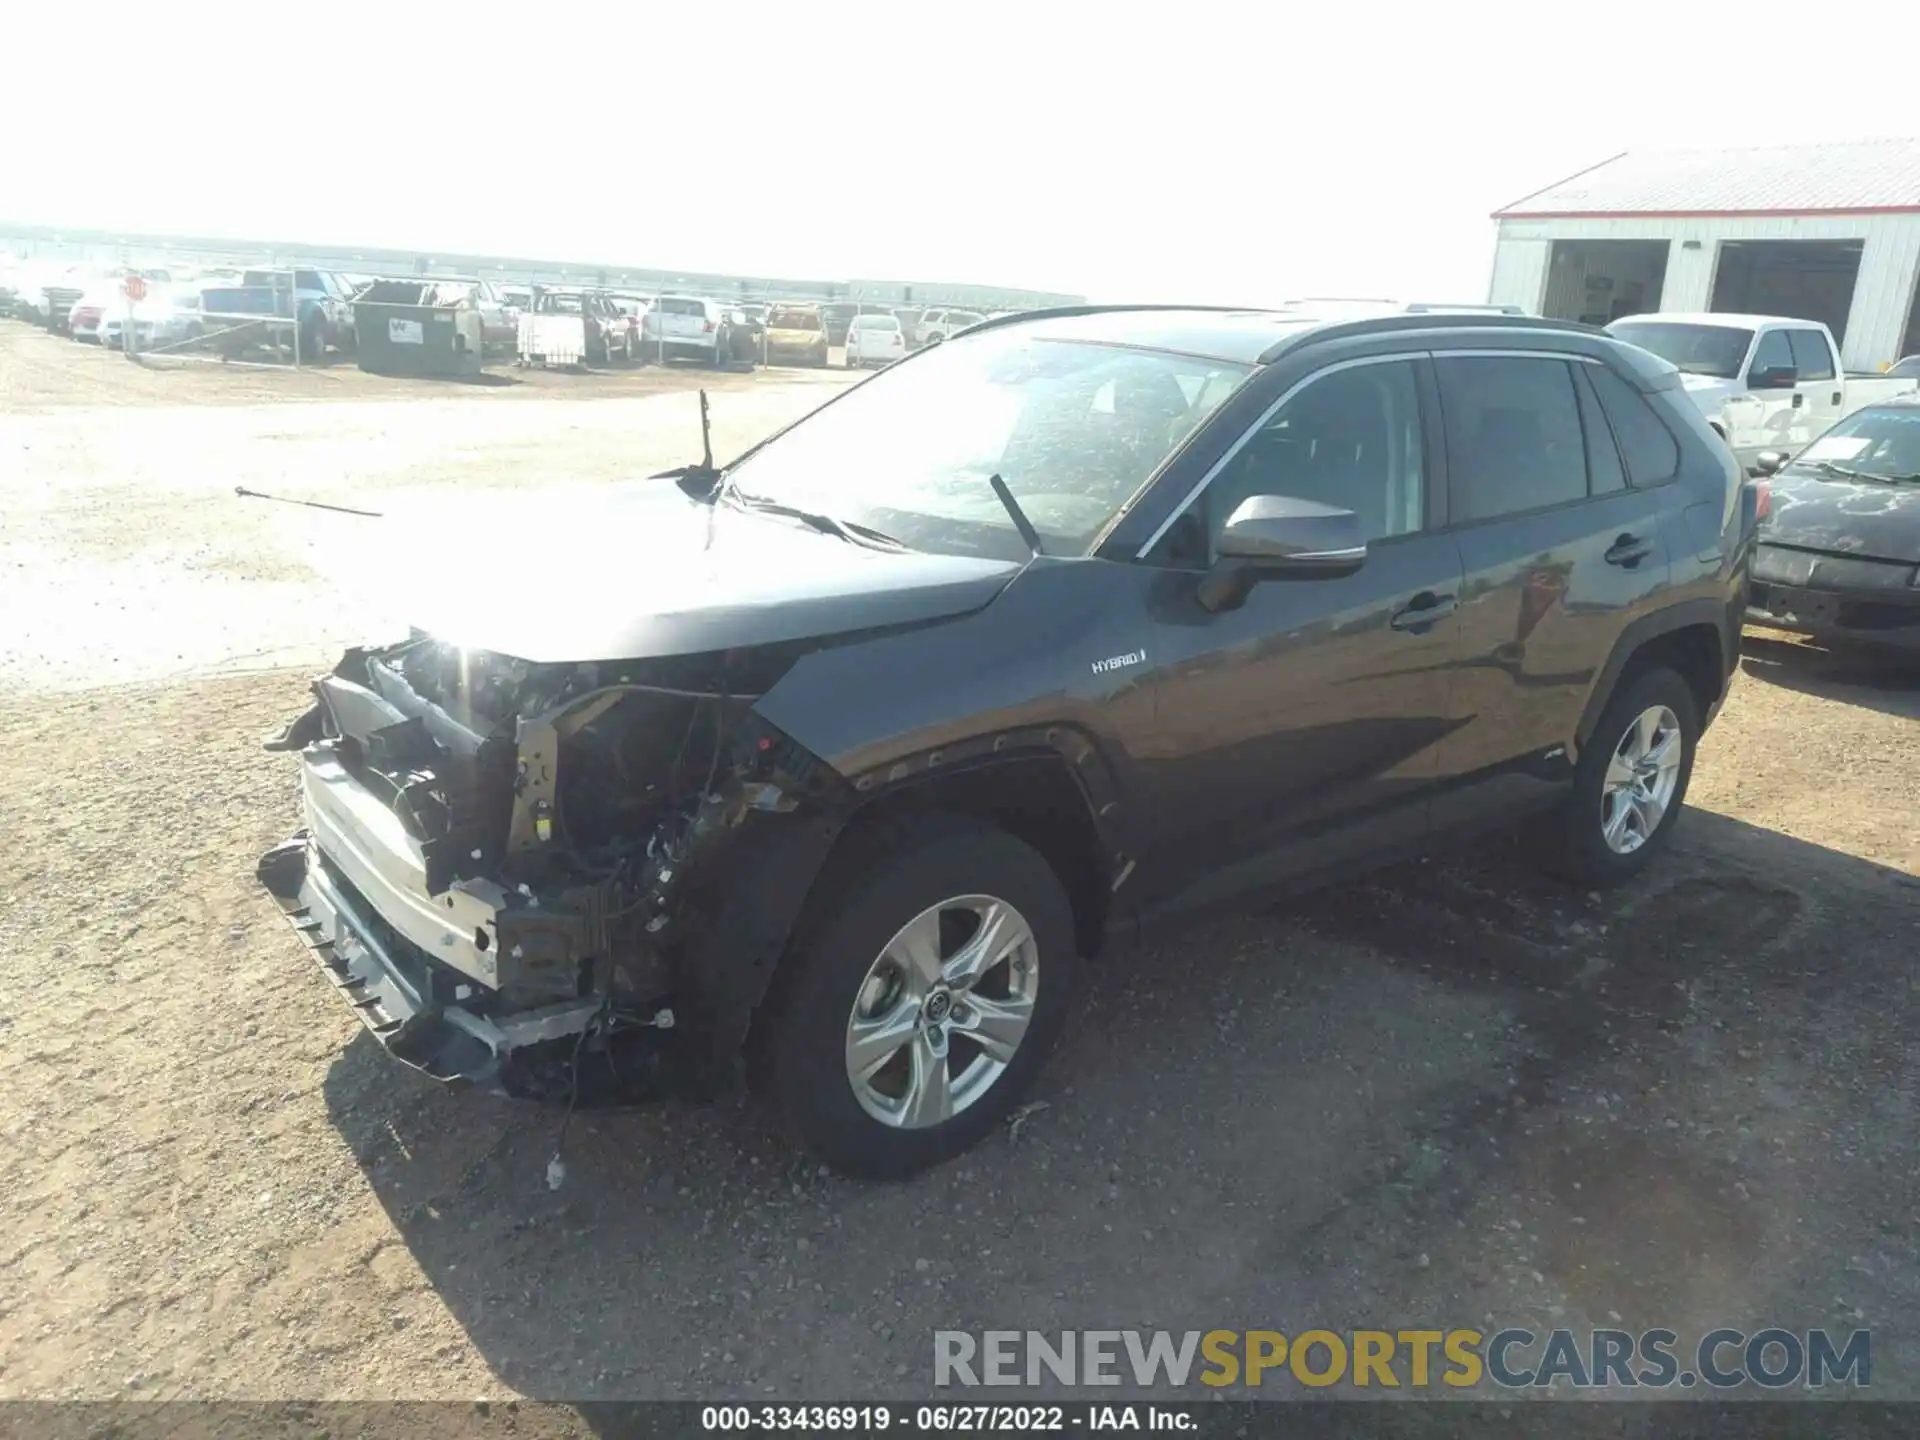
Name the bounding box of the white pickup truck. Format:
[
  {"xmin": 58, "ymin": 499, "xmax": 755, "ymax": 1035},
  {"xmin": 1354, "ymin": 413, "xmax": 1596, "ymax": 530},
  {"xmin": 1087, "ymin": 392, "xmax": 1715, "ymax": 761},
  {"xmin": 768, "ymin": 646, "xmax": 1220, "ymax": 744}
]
[{"xmin": 1604, "ymin": 313, "xmax": 1919, "ymax": 471}]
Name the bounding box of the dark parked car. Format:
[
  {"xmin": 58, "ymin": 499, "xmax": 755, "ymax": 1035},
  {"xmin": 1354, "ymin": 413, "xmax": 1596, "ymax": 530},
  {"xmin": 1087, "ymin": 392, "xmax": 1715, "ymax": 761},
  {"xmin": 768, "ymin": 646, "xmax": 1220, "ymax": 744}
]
[
  {"xmin": 1747, "ymin": 400, "xmax": 1920, "ymax": 649},
  {"xmin": 256, "ymin": 306, "xmax": 1748, "ymax": 1178},
  {"xmin": 200, "ymin": 267, "xmax": 358, "ymax": 360}
]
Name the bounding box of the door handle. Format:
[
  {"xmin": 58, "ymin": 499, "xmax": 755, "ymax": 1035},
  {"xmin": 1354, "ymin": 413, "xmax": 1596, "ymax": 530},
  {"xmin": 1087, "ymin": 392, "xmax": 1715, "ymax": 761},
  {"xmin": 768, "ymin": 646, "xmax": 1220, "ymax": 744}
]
[
  {"xmin": 1390, "ymin": 591, "xmax": 1457, "ymax": 631},
  {"xmin": 1605, "ymin": 533, "xmax": 1655, "ymax": 567},
  {"xmin": 1832, "ymin": 390, "xmax": 1844, "ymax": 405},
  {"xmin": 1791, "ymin": 392, "xmax": 1804, "ymax": 409}
]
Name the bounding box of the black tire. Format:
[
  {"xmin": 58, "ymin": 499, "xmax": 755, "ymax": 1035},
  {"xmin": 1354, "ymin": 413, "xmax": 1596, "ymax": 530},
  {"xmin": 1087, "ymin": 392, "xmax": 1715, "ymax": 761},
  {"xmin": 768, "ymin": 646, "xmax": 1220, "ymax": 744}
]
[
  {"xmin": 754, "ymin": 815, "xmax": 1081, "ymax": 1178},
  {"xmin": 1549, "ymin": 665, "xmax": 1698, "ymax": 886}
]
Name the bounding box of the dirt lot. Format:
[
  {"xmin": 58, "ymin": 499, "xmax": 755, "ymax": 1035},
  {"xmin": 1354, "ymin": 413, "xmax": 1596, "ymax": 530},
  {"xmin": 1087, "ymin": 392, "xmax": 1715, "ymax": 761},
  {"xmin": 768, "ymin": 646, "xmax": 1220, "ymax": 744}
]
[{"xmin": 2, "ymin": 320, "xmax": 1917, "ymax": 1404}]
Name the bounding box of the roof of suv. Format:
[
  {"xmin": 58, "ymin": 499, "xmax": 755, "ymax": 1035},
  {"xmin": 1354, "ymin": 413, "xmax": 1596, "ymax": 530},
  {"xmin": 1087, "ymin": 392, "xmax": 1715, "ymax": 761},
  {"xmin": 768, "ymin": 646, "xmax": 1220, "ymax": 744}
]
[{"xmin": 967, "ymin": 304, "xmax": 1603, "ymax": 366}]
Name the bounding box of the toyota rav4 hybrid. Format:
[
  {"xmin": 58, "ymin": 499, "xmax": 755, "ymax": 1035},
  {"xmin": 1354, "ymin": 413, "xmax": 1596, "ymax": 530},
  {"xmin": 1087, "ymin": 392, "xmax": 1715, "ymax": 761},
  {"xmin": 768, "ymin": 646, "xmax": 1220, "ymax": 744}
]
[{"xmin": 257, "ymin": 306, "xmax": 1752, "ymax": 1178}]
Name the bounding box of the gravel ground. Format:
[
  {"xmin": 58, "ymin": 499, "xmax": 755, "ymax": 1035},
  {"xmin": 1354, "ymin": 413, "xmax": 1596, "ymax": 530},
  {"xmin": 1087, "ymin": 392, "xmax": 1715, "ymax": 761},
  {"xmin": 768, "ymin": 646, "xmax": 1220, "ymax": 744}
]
[{"xmin": 1, "ymin": 321, "xmax": 1916, "ymax": 1404}]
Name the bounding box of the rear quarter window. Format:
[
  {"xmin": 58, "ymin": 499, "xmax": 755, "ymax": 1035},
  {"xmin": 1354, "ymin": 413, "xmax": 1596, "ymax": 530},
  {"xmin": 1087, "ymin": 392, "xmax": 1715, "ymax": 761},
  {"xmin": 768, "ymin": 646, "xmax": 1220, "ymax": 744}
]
[{"xmin": 1588, "ymin": 365, "xmax": 1681, "ymax": 486}]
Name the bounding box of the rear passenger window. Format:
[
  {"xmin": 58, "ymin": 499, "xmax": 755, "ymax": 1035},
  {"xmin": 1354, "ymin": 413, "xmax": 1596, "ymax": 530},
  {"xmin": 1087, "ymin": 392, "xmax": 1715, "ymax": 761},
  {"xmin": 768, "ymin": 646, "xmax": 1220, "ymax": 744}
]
[
  {"xmin": 1572, "ymin": 367, "xmax": 1626, "ymax": 495},
  {"xmin": 1435, "ymin": 356, "xmax": 1588, "ymax": 522},
  {"xmin": 1787, "ymin": 329, "xmax": 1836, "ymax": 382},
  {"xmin": 1587, "ymin": 365, "xmax": 1680, "ymax": 485}
]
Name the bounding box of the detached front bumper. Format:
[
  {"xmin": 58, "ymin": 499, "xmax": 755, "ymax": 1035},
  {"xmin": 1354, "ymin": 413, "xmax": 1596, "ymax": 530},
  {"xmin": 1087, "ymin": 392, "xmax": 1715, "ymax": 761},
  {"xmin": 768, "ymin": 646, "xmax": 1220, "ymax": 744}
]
[
  {"xmin": 256, "ymin": 692, "xmax": 644, "ymax": 1093},
  {"xmin": 258, "ymin": 832, "xmax": 606, "ymax": 1089}
]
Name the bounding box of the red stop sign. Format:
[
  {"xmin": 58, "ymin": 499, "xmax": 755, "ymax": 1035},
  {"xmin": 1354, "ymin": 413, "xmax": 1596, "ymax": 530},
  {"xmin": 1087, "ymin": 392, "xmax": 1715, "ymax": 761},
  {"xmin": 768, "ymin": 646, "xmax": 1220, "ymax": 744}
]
[{"xmin": 123, "ymin": 275, "xmax": 148, "ymax": 303}]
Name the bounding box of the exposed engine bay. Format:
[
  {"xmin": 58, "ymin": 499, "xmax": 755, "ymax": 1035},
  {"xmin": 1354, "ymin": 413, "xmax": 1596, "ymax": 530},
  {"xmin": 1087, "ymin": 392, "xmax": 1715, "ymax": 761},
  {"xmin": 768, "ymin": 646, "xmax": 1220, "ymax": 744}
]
[{"xmin": 257, "ymin": 632, "xmax": 850, "ymax": 1104}]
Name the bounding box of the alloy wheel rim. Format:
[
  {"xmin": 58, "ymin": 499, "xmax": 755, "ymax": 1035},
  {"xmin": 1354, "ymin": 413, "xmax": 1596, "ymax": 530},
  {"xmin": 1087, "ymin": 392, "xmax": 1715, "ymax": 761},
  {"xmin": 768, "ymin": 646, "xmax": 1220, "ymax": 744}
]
[
  {"xmin": 1600, "ymin": 704, "xmax": 1683, "ymax": 855},
  {"xmin": 844, "ymin": 894, "xmax": 1039, "ymax": 1129}
]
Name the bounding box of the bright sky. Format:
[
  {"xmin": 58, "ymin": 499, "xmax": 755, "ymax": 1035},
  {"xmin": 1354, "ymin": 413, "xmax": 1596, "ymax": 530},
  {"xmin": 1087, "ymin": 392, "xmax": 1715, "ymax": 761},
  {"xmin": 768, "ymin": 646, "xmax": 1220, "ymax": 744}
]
[{"xmin": 7, "ymin": 2, "xmax": 1920, "ymax": 303}]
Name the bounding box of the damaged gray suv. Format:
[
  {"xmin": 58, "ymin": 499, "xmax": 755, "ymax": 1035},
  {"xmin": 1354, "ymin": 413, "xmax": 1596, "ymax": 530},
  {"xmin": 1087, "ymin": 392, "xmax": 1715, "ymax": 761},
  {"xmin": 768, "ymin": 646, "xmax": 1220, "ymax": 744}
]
[{"xmin": 259, "ymin": 305, "xmax": 1750, "ymax": 1177}]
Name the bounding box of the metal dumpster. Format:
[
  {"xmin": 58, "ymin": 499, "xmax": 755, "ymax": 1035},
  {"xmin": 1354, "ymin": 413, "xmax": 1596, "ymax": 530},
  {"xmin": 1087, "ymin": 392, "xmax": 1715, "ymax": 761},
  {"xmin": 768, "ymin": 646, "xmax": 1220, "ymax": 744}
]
[{"xmin": 352, "ymin": 280, "xmax": 485, "ymax": 377}]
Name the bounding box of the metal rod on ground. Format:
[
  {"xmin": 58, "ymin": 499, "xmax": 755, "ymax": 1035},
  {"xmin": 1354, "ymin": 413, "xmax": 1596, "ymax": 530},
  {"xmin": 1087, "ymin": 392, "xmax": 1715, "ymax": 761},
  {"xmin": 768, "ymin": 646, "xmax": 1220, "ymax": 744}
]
[{"xmin": 234, "ymin": 485, "xmax": 383, "ymax": 518}]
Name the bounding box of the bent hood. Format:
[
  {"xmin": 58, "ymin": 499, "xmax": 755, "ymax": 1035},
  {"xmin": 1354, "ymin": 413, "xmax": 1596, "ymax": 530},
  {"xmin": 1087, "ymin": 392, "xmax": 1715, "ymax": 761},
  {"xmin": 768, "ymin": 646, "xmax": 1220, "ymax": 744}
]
[
  {"xmin": 1764, "ymin": 468, "xmax": 1920, "ymax": 563},
  {"xmin": 388, "ymin": 482, "xmax": 1022, "ymax": 663}
]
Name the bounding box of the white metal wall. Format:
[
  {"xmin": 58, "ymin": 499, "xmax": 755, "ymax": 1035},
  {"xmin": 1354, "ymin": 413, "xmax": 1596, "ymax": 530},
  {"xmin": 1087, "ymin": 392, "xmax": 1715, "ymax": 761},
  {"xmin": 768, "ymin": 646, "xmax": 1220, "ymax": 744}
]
[{"xmin": 1489, "ymin": 213, "xmax": 1920, "ymax": 369}]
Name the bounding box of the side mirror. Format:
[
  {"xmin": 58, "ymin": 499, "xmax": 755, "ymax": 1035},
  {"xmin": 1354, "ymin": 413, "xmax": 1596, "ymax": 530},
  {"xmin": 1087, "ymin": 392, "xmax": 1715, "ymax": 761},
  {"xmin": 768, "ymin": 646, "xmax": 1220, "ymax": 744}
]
[
  {"xmin": 1196, "ymin": 495, "xmax": 1366, "ymax": 612},
  {"xmin": 1749, "ymin": 364, "xmax": 1798, "ymax": 390},
  {"xmin": 1753, "ymin": 450, "xmax": 1788, "ymax": 476}
]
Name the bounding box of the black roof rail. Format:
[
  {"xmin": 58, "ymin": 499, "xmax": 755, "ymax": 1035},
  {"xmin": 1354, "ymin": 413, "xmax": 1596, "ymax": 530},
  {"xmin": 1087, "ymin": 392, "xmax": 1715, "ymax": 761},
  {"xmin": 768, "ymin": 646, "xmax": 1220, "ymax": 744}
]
[{"xmin": 1265, "ymin": 311, "xmax": 1606, "ymax": 363}]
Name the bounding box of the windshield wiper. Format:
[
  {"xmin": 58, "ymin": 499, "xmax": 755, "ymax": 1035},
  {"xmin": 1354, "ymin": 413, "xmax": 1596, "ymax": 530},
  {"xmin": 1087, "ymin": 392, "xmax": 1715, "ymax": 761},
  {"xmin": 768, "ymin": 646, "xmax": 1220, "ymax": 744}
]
[
  {"xmin": 987, "ymin": 473, "xmax": 1044, "ymax": 557},
  {"xmin": 1813, "ymin": 460, "xmax": 1872, "ymax": 481},
  {"xmin": 726, "ymin": 491, "xmax": 909, "ymax": 551}
]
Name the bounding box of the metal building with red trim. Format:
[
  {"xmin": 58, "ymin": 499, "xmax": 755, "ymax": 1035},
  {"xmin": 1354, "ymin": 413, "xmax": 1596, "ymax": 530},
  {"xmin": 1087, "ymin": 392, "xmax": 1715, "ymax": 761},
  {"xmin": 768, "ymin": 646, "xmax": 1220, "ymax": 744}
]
[{"xmin": 1486, "ymin": 140, "xmax": 1920, "ymax": 370}]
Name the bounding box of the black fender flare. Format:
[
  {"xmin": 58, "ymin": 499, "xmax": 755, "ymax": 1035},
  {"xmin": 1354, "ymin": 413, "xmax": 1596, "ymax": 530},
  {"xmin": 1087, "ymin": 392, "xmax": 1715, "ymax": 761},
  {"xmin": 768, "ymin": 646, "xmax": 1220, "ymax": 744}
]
[
  {"xmin": 842, "ymin": 721, "xmax": 1133, "ymax": 880},
  {"xmin": 672, "ymin": 726, "xmax": 1130, "ymax": 1080},
  {"xmin": 1573, "ymin": 596, "xmax": 1734, "ymax": 757},
  {"xmin": 669, "ymin": 808, "xmax": 846, "ymax": 1084}
]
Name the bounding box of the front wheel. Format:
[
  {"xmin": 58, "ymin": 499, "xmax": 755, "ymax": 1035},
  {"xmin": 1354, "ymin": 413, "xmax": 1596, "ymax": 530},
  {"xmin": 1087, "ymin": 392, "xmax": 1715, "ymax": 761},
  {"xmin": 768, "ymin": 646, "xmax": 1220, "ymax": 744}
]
[
  {"xmin": 298, "ymin": 319, "xmax": 326, "ymax": 364},
  {"xmin": 755, "ymin": 816, "xmax": 1081, "ymax": 1177},
  {"xmin": 1548, "ymin": 666, "xmax": 1698, "ymax": 886}
]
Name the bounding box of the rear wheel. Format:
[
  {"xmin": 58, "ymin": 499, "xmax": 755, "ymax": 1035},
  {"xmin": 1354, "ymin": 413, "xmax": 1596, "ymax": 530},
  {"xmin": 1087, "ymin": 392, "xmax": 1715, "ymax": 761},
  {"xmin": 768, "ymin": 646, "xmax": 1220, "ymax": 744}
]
[
  {"xmin": 755, "ymin": 816, "xmax": 1080, "ymax": 1178},
  {"xmin": 1549, "ymin": 666, "xmax": 1697, "ymax": 886}
]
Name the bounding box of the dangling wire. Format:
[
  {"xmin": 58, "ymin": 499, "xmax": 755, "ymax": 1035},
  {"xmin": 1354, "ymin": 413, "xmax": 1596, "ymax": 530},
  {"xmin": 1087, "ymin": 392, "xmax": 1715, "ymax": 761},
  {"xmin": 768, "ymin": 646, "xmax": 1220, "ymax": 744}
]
[{"xmin": 545, "ymin": 996, "xmax": 610, "ymax": 1191}]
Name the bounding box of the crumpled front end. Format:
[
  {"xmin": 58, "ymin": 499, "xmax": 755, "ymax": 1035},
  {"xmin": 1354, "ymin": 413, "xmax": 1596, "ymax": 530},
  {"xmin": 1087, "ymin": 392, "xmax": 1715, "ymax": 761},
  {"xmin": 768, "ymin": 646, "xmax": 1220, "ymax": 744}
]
[{"xmin": 257, "ymin": 634, "xmax": 848, "ymax": 1100}]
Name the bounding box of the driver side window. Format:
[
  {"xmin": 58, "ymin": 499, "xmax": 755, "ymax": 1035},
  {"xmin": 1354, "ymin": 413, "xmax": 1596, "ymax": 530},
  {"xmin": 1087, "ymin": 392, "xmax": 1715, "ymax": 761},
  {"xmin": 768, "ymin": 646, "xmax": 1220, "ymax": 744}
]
[
  {"xmin": 1747, "ymin": 329, "xmax": 1793, "ymax": 383},
  {"xmin": 1164, "ymin": 360, "xmax": 1425, "ymax": 565}
]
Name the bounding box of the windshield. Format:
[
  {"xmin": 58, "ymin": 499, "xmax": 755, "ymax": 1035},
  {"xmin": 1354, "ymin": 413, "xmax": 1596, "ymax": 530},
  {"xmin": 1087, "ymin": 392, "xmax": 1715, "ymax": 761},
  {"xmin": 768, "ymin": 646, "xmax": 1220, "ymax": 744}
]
[
  {"xmin": 769, "ymin": 308, "xmax": 821, "ymax": 331},
  {"xmin": 1608, "ymin": 322, "xmax": 1754, "ymax": 379},
  {"xmin": 721, "ymin": 327, "xmax": 1252, "ymax": 560},
  {"xmin": 1791, "ymin": 407, "xmax": 1920, "ymax": 480}
]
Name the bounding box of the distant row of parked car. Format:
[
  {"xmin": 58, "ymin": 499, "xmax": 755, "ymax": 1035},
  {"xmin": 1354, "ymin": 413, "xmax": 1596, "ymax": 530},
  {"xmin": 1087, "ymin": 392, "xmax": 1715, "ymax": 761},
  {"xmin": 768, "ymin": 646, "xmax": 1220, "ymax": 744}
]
[
  {"xmin": 0, "ymin": 254, "xmax": 1026, "ymax": 373},
  {"xmin": 511, "ymin": 292, "xmax": 1018, "ymax": 372},
  {"xmin": 0, "ymin": 260, "xmax": 376, "ymax": 360}
]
